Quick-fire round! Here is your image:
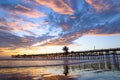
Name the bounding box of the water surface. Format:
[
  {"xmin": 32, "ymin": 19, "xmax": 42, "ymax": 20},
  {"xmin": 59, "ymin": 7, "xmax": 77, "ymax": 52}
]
[{"xmin": 0, "ymin": 56, "xmax": 120, "ymax": 80}]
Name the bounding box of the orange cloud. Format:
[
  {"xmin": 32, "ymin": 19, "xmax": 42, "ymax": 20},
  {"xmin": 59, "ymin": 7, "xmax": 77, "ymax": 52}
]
[
  {"xmin": 9, "ymin": 21, "xmax": 34, "ymax": 31},
  {"xmin": 15, "ymin": 4, "xmax": 31, "ymax": 11},
  {"xmin": 17, "ymin": 10, "xmax": 46, "ymax": 18},
  {"xmin": 42, "ymin": 32, "xmax": 82, "ymax": 46},
  {"xmin": 35, "ymin": 0, "xmax": 74, "ymax": 14},
  {"xmin": 15, "ymin": 4, "xmax": 46, "ymax": 18},
  {"xmin": 6, "ymin": 19, "xmax": 41, "ymax": 36},
  {"xmin": 85, "ymin": 0, "xmax": 111, "ymax": 11}
]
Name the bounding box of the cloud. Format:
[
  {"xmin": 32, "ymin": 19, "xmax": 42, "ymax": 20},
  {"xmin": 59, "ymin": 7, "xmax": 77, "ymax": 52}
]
[
  {"xmin": 85, "ymin": 0, "xmax": 112, "ymax": 11},
  {"xmin": 0, "ymin": 26, "xmax": 13, "ymax": 32},
  {"xmin": 14, "ymin": 4, "xmax": 46, "ymax": 18},
  {"xmin": 61, "ymin": 24, "xmax": 70, "ymax": 31},
  {"xmin": 85, "ymin": 0, "xmax": 120, "ymax": 12},
  {"xmin": 0, "ymin": 18, "xmax": 6, "ymax": 26},
  {"xmin": 0, "ymin": 18, "xmax": 13, "ymax": 32},
  {"xmin": 31, "ymin": 32, "xmax": 82, "ymax": 46},
  {"xmin": 15, "ymin": 4, "xmax": 31, "ymax": 11},
  {"xmin": 8, "ymin": 20, "xmax": 36, "ymax": 31},
  {"xmin": 35, "ymin": 0, "xmax": 74, "ymax": 14},
  {"xmin": 0, "ymin": 1, "xmax": 46, "ymax": 18},
  {"xmin": 0, "ymin": 31, "xmax": 35, "ymax": 48},
  {"xmin": 45, "ymin": 32, "xmax": 82, "ymax": 45},
  {"xmin": 0, "ymin": 0, "xmax": 120, "ymax": 56},
  {"xmin": 0, "ymin": 17, "xmax": 44, "ymax": 37},
  {"xmin": 42, "ymin": 29, "xmax": 120, "ymax": 46}
]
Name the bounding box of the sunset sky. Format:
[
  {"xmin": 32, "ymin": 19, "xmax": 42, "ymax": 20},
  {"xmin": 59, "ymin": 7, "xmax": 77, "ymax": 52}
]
[{"xmin": 0, "ymin": 0, "xmax": 120, "ymax": 57}]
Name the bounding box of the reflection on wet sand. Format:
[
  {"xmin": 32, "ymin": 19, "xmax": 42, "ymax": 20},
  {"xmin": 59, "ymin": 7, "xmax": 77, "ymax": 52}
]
[{"xmin": 63, "ymin": 58, "xmax": 69, "ymax": 76}]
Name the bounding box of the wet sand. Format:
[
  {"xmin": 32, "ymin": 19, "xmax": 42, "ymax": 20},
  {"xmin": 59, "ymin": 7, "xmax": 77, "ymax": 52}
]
[
  {"xmin": 0, "ymin": 74, "xmax": 77, "ymax": 80},
  {"xmin": 43, "ymin": 75, "xmax": 77, "ymax": 80}
]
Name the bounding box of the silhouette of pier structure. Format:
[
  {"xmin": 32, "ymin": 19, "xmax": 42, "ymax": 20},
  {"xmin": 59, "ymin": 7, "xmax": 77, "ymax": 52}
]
[{"xmin": 12, "ymin": 47, "xmax": 120, "ymax": 61}]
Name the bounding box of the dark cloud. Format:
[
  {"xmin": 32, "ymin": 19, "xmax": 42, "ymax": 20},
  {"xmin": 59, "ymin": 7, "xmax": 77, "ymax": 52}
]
[
  {"xmin": 0, "ymin": 26, "xmax": 13, "ymax": 31},
  {"xmin": 0, "ymin": 29, "xmax": 56, "ymax": 48},
  {"xmin": 0, "ymin": 31, "xmax": 33, "ymax": 48}
]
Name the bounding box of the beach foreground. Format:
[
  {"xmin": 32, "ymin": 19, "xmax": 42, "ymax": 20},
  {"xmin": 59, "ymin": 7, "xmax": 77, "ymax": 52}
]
[
  {"xmin": 43, "ymin": 75, "xmax": 76, "ymax": 80},
  {"xmin": 0, "ymin": 57, "xmax": 120, "ymax": 80}
]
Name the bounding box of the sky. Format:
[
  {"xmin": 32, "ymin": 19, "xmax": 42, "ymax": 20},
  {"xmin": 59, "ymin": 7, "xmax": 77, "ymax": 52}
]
[{"xmin": 0, "ymin": 0, "xmax": 120, "ymax": 57}]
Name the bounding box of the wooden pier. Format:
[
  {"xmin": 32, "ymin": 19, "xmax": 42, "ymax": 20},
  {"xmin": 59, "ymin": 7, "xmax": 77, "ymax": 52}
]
[{"xmin": 12, "ymin": 48, "xmax": 120, "ymax": 60}]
